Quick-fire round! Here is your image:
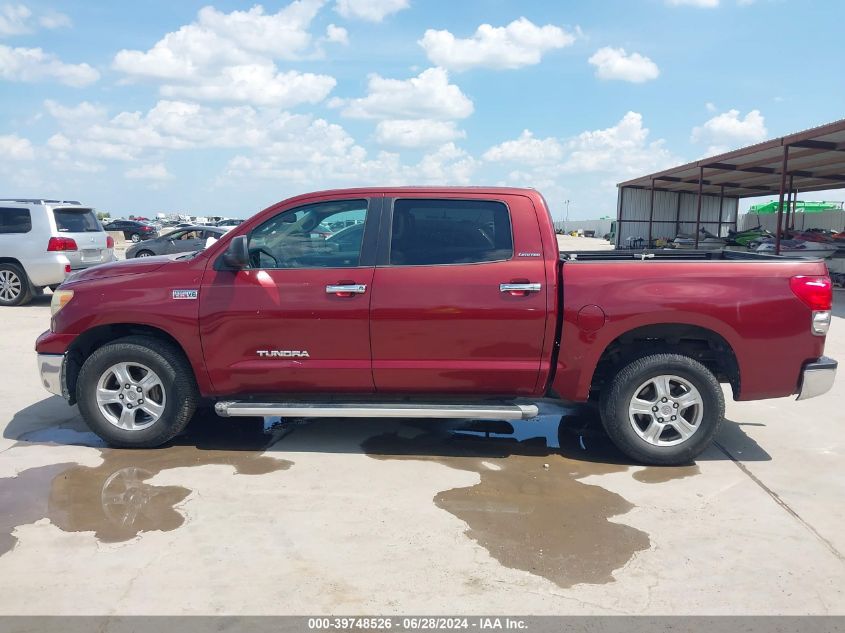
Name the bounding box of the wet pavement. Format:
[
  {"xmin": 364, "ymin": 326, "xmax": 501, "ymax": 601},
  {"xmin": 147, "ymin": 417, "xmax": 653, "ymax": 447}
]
[
  {"xmin": 1, "ymin": 415, "xmax": 291, "ymax": 554},
  {"xmin": 0, "ymin": 294, "xmax": 843, "ymax": 614}
]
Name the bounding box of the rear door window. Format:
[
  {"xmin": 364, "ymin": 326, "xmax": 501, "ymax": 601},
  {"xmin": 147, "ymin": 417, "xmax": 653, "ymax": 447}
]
[
  {"xmin": 389, "ymin": 199, "xmax": 513, "ymax": 266},
  {"xmin": 0, "ymin": 207, "xmax": 32, "ymax": 234},
  {"xmin": 54, "ymin": 208, "xmax": 101, "ymax": 233}
]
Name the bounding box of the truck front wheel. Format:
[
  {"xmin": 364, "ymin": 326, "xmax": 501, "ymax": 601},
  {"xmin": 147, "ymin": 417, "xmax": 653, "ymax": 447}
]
[
  {"xmin": 76, "ymin": 335, "xmax": 198, "ymax": 448},
  {"xmin": 600, "ymin": 353, "xmax": 724, "ymax": 466}
]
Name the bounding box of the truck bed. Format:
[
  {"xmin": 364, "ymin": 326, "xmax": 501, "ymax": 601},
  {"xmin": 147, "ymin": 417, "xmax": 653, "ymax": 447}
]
[{"xmin": 559, "ymin": 249, "xmax": 789, "ymax": 262}]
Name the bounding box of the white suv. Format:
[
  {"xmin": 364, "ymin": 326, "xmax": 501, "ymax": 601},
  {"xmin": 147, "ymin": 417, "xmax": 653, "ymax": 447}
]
[{"xmin": 0, "ymin": 199, "xmax": 115, "ymax": 306}]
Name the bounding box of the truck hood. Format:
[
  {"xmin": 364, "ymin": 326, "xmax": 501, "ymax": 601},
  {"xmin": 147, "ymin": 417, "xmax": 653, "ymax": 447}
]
[{"xmin": 64, "ymin": 254, "xmax": 178, "ymax": 284}]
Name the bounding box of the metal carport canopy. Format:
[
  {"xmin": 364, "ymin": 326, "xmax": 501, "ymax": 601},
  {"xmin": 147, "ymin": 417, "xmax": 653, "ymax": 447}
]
[{"xmin": 616, "ymin": 117, "xmax": 845, "ymax": 251}]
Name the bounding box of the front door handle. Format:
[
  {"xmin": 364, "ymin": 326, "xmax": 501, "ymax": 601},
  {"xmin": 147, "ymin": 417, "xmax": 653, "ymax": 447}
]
[
  {"xmin": 500, "ymin": 283, "xmax": 542, "ymax": 293},
  {"xmin": 326, "ymin": 284, "xmax": 367, "ymax": 296}
]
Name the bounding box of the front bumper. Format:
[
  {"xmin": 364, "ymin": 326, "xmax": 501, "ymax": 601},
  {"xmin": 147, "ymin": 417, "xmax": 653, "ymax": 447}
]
[
  {"xmin": 797, "ymin": 356, "xmax": 837, "ymax": 401},
  {"xmin": 37, "ymin": 353, "xmax": 64, "ymax": 397}
]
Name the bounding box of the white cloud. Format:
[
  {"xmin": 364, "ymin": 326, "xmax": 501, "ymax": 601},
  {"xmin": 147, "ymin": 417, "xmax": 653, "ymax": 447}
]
[
  {"xmin": 43, "ymin": 99, "xmax": 369, "ymax": 171},
  {"xmin": 691, "ymin": 108, "xmax": 767, "ymax": 154},
  {"xmin": 335, "ymin": 67, "xmax": 473, "ymax": 120},
  {"xmin": 125, "ymin": 163, "xmax": 172, "ymax": 181},
  {"xmin": 334, "ymin": 0, "xmax": 409, "ymax": 22},
  {"xmin": 325, "ymin": 23, "xmax": 348, "ymax": 44},
  {"xmin": 38, "ymin": 10, "xmax": 71, "ymax": 30},
  {"xmin": 112, "ymin": 1, "xmax": 336, "ymax": 106},
  {"xmin": 375, "ymin": 119, "xmax": 465, "ymax": 148},
  {"xmin": 44, "ymin": 99, "xmax": 108, "ymax": 123},
  {"xmin": 483, "ymin": 130, "xmax": 563, "ymax": 165},
  {"xmin": 0, "ymin": 3, "xmax": 30, "ymax": 35},
  {"xmin": 562, "ymin": 112, "xmax": 674, "ymax": 174},
  {"xmin": 666, "ymin": 0, "xmax": 719, "ymax": 7},
  {"xmin": 226, "ymin": 141, "xmax": 477, "ymax": 186},
  {"xmin": 483, "ymin": 112, "xmax": 676, "ymax": 178},
  {"xmin": 0, "ymin": 133, "xmax": 34, "ymax": 159},
  {"xmin": 160, "ymin": 64, "xmax": 335, "ymax": 107},
  {"xmin": 0, "ymin": 44, "xmax": 99, "ymax": 86},
  {"xmin": 0, "ymin": 4, "xmax": 71, "ymax": 35},
  {"xmin": 419, "ymin": 17, "xmax": 576, "ymax": 71},
  {"xmin": 588, "ymin": 47, "xmax": 659, "ymax": 83}
]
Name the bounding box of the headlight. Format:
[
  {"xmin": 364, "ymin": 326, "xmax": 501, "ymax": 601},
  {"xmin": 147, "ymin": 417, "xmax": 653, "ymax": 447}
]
[{"xmin": 50, "ymin": 289, "xmax": 74, "ymax": 316}]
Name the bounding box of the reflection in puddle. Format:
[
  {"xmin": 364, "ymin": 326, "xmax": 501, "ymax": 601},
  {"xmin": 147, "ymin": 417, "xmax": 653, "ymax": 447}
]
[
  {"xmin": 363, "ymin": 408, "xmax": 698, "ymax": 588},
  {"xmin": 1, "ymin": 415, "xmax": 292, "ymax": 555}
]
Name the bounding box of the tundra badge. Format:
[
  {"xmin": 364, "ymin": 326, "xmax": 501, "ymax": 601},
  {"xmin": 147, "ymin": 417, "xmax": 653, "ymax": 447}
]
[{"xmin": 257, "ymin": 350, "xmax": 310, "ymax": 358}]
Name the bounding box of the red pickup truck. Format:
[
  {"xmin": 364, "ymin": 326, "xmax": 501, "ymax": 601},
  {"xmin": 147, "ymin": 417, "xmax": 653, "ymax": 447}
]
[{"xmin": 36, "ymin": 187, "xmax": 836, "ymax": 465}]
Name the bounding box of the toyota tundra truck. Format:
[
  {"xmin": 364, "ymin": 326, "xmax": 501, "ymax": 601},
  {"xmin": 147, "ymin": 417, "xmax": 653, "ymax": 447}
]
[{"xmin": 35, "ymin": 187, "xmax": 837, "ymax": 465}]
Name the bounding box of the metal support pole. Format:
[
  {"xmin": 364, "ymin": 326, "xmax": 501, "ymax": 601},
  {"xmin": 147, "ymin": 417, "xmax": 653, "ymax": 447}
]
[
  {"xmin": 784, "ymin": 176, "xmax": 793, "ymax": 237},
  {"xmin": 616, "ymin": 187, "xmax": 624, "ymax": 248},
  {"xmin": 717, "ymin": 185, "xmax": 725, "ymax": 237},
  {"xmin": 775, "ymin": 145, "xmax": 789, "ymax": 255},
  {"xmin": 791, "ymin": 187, "xmax": 798, "ymax": 229},
  {"xmin": 674, "ymin": 193, "xmax": 682, "ymax": 236},
  {"xmin": 694, "ymin": 167, "xmax": 703, "ymax": 249},
  {"xmin": 647, "ymin": 179, "xmax": 655, "ymax": 248}
]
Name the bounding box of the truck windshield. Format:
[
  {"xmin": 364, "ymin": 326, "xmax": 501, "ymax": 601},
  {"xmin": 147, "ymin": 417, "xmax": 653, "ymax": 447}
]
[{"xmin": 54, "ymin": 208, "xmax": 101, "ymax": 232}]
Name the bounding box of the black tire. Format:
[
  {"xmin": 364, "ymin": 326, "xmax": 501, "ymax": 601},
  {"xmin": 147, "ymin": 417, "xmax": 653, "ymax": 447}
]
[
  {"xmin": 0, "ymin": 262, "xmax": 33, "ymax": 307},
  {"xmin": 599, "ymin": 353, "xmax": 724, "ymax": 466},
  {"xmin": 76, "ymin": 335, "xmax": 198, "ymax": 448},
  {"xmin": 134, "ymin": 250, "xmax": 155, "ymax": 258},
  {"xmin": 130, "ymin": 233, "xmax": 141, "ymax": 243}
]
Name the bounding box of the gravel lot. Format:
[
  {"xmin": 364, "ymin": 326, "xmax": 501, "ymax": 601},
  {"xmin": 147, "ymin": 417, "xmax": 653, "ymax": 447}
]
[{"xmin": 0, "ymin": 291, "xmax": 842, "ymax": 615}]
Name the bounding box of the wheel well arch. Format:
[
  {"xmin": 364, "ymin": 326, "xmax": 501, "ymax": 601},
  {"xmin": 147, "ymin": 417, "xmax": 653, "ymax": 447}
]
[
  {"xmin": 0, "ymin": 257, "xmax": 23, "ymax": 266},
  {"xmin": 64, "ymin": 323, "xmax": 190, "ymax": 405},
  {"xmin": 590, "ymin": 323, "xmax": 740, "ymax": 399}
]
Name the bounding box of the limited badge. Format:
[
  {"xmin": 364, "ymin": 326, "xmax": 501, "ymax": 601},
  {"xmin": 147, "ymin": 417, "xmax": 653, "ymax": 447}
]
[{"xmin": 172, "ymin": 289, "xmax": 198, "ymax": 300}]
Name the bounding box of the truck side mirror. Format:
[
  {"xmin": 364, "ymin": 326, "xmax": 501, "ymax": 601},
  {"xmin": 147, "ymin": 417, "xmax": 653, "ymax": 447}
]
[{"xmin": 221, "ymin": 235, "xmax": 249, "ymax": 269}]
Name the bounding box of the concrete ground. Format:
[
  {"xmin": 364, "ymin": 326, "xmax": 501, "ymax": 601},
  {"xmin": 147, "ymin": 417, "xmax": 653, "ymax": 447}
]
[
  {"xmin": 556, "ymin": 234, "xmax": 614, "ymax": 251},
  {"xmin": 0, "ymin": 293, "xmax": 843, "ymax": 615}
]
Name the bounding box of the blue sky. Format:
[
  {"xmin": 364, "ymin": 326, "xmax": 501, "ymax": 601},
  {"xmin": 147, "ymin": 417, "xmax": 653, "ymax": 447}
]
[{"xmin": 1, "ymin": 0, "xmax": 843, "ymax": 220}]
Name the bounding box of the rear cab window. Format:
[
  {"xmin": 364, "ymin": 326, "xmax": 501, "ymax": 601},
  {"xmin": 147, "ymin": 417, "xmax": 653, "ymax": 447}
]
[
  {"xmin": 0, "ymin": 207, "xmax": 32, "ymax": 234},
  {"xmin": 389, "ymin": 199, "xmax": 513, "ymax": 266},
  {"xmin": 53, "ymin": 208, "xmax": 101, "ymax": 233}
]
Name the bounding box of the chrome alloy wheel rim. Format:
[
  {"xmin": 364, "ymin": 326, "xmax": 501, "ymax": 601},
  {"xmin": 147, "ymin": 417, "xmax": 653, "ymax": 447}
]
[
  {"xmin": 628, "ymin": 374, "xmax": 704, "ymax": 447},
  {"xmin": 96, "ymin": 362, "xmax": 166, "ymax": 431},
  {"xmin": 0, "ymin": 270, "xmax": 22, "ymax": 302}
]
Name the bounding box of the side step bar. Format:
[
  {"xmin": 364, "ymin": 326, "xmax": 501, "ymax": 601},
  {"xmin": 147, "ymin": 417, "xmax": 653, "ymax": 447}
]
[{"xmin": 214, "ymin": 401, "xmax": 539, "ymax": 420}]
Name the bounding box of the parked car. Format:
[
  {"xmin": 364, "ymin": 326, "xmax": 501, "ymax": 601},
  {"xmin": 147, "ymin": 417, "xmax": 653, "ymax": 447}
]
[
  {"xmin": 36, "ymin": 187, "xmax": 836, "ymax": 465},
  {"xmin": 0, "ymin": 199, "xmax": 114, "ymax": 306},
  {"xmin": 215, "ymin": 219, "xmax": 244, "ymax": 228},
  {"xmin": 102, "ymin": 219, "xmax": 158, "ymax": 243},
  {"xmin": 126, "ymin": 226, "xmax": 227, "ymax": 258}
]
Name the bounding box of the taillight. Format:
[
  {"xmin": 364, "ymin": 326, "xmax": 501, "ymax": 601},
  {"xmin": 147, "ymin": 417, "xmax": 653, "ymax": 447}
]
[
  {"xmin": 106, "ymin": 235, "xmax": 114, "ymax": 248},
  {"xmin": 790, "ymin": 276, "xmax": 833, "ymax": 336},
  {"xmin": 47, "ymin": 237, "xmax": 78, "ymax": 252},
  {"xmin": 790, "ymin": 276, "xmax": 832, "ymax": 310},
  {"xmin": 143, "ymin": 226, "xmax": 153, "ymax": 232}
]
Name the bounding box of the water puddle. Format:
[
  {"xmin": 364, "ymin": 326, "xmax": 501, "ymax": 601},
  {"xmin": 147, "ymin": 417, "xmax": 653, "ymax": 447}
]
[
  {"xmin": 1, "ymin": 415, "xmax": 291, "ymax": 555},
  {"xmin": 362, "ymin": 408, "xmax": 698, "ymax": 588}
]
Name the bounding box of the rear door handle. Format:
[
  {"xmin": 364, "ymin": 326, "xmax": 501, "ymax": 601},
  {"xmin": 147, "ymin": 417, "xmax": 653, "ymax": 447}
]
[
  {"xmin": 326, "ymin": 284, "xmax": 367, "ymax": 295},
  {"xmin": 500, "ymin": 283, "xmax": 542, "ymax": 293}
]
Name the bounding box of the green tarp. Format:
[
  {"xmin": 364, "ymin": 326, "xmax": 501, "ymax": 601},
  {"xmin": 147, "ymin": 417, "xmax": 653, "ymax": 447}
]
[{"xmin": 748, "ymin": 201, "xmax": 843, "ymax": 214}]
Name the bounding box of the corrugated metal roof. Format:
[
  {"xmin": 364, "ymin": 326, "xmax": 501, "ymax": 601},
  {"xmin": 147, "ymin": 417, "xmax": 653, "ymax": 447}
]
[{"xmin": 618, "ymin": 118, "xmax": 845, "ymax": 198}]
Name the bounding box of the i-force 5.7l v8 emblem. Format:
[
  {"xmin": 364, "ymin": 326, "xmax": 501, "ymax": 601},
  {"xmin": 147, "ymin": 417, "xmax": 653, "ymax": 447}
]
[{"xmin": 257, "ymin": 350, "xmax": 310, "ymax": 358}]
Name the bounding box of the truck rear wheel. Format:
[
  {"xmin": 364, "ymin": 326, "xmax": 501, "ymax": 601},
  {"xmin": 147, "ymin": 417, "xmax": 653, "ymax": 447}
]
[
  {"xmin": 600, "ymin": 353, "xmax": 724, "ymax": 466},
  {"xmin": 76, "ymin": 336, "xmax": 198, "ymax": 448}
]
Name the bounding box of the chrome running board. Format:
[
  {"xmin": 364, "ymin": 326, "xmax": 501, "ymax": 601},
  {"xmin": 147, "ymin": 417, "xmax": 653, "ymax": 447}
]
[{"xmin": 214, "ymin": 401, "xmax": 539, "ymax": 420}]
